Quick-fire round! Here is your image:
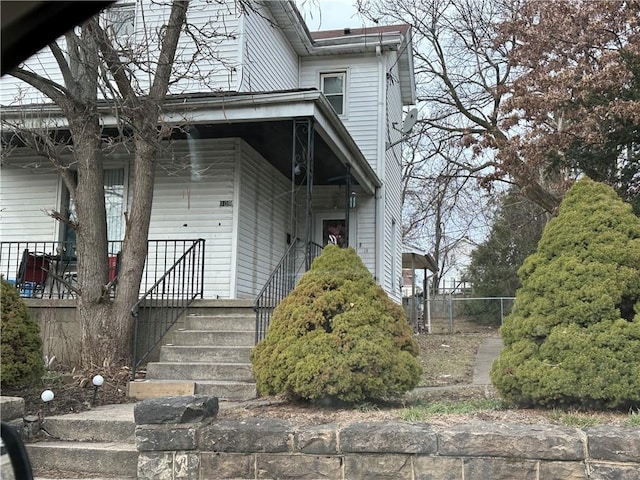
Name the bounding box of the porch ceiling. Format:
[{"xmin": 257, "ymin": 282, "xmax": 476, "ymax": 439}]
[
  {"xmin": 177, "ymin": 120, "xmax": 350, "ymax": 187},
  {"xmin": 160, "ymin": 91, "xmax": 381, "ymax": 193}
]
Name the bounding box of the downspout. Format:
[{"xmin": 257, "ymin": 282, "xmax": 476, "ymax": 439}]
[{"xmin": 375, "ymin": 44, "xmax": 385, "ymax": 286}]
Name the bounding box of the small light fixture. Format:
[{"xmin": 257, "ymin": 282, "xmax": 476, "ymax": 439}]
[
  {"xmin": 92, "ymin": 374, "xmax": 104, "ymax": 406},
  {"xmin": 41, "ymin": 389, "xmax": 54, "ymax": 413},
  {"xmin": 349, "ymin": 192, "xmax": 357, "ymax": 208}
]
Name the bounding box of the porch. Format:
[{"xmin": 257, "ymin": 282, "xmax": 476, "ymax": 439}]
[{"xmin": 1, "ymin": 236, "xmax": 320, "ymax": 382}]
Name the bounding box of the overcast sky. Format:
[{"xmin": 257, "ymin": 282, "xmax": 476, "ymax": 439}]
[{"xmin": 295, "ymin": 0, "xmax": 375, "ymax": 31}]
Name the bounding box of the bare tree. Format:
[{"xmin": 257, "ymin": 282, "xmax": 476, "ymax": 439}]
[
  {"xmin": 402, "ymin": 133, "xmax": 493, "ymax": 291},
  {"xmin": 1, "ymin": 1, "xmax": 246, "ymax": 368},
  {"xmin": 357, "ymin": 0, "xmax": 562, "ymax": 212}
]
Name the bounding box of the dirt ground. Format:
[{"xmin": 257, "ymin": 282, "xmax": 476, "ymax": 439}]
[
  {"xmin": 2, "ymin": 366, "xmax": 135, "ymax": 418},
  {"xmin": 4, "ymin": 317, "xmax": 490, "ymax": 418},
  {"xmin": 3, "ymin": 318, "xmax": 636, "ymax": 427}
]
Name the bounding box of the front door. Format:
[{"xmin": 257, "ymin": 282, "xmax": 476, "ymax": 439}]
[{"xmin": 315, "ymin": 212, "xmax": 356, "ymax": 248}]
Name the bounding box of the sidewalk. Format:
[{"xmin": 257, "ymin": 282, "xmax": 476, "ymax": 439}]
[{"xmin": 472, "ymin": 336, "xmax": 503, "ymax": 385}]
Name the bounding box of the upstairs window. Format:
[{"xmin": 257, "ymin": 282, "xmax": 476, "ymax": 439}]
[{"xmin": 321, "ymin": 72, "xmax": 346, "ymax": 115}]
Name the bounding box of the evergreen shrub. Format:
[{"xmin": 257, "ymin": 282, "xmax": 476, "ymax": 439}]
[
  {"xmin": 490, "ymin": 178, "xmax": 640, "ymax": 409},
  {"xmin": 251, "ymin": 245, "xmax": 422, "ymax": 404},
  {"xmin": 1, "ymin": 277, "xmax": 44, "ymax": 388}
]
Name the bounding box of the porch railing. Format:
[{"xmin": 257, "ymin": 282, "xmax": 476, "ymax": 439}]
[
  {"xmin": 0, "ymin": 240, "xmax": 121, "ymax": 298},
  {"xmin": 254, "ymin": 240, "xmax": 323, "ymax": 343},
  {"xmin": 0, "ymin": 239, "xmax": 202, "ymax": 298},
  {"xmin": 130, "ymin": 239, "xmax": 205, "ymax": 380}
]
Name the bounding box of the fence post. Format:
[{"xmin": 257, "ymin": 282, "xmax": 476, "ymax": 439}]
[
  {"xmin": 425, "ymin": 280, "xmax": 431, "ymax": 334},
  {"xmin": 448, "ymin": 294, "xmax": 453, "ymax": 334}
]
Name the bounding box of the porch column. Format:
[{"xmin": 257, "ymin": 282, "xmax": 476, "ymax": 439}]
[
  {"xmin": 344, "ymin": 165, "xmax": 351, "ymax": 247},
  {"xmin": 291, "ymin": 118, "xmax": 314, "ymax": 270}
]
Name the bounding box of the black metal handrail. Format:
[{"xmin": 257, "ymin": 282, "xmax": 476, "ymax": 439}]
[
  {"xmin": 254, "ymin": 240, "xmax": 323, "ymax": 343},
  {"xmin": 130, "ymin": 239, "xmax": 205, "ymax": 379}
]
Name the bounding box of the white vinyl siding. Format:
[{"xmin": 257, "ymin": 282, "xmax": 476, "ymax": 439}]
[
  {"xmin": 352, "ymin": 191, "xmax": 377, "ymax": 277},
  {"xmin": 0, "ymin": 163, "xmax": 59, "ymax": 241},
  {"xmin": 239, "ymin": 4, "xmax": 298, "ymax": 92},
  {"xmin": 148, "ymin": 138, "xmax": 237, "ymax": 299},
  {"xmin": 0, "ymin": 162, "xmax": 60, "ymax": 282},
  {"xmin": 235, "ymin": 141, "xmax": 290, "ymax": 298},
  {"xmin": 300, "ymin": 55, "xmax": 380, "ymax": 173},
  {"xmin": 0, "ymin": 0, "xmax": 243, "ymax": 105},
  {"xmin": 171, "ymin": 1, "xmax": 242, "ymax": 94},
  {"xmin": 382, "ymin": 53, "xmax": 405, "ymax": 302},
  {"xmin": 0, "ymin": 47, "xmax": 63, "ymax": 105}
]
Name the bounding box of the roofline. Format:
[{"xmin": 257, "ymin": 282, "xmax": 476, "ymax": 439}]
[
  {"xmin": 264, "ymin": 2, "xmax": 415, "ymax": 104},
  {"xmin": 265, "ymin": 2, "xmax": 409, "ymax": 54}
]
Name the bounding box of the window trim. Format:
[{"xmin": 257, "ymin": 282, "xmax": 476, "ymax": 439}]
[{"xmin": 320, "ymin": 71, "xmax": 347, "ymax": 117}]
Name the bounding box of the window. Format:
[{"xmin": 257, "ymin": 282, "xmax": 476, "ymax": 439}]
[
  {"xmin": 104, "ymin": 3, "xmax": 135, "ymax": 38},
  {"xmin": 321, "ymin": 72, "xmax": 346, "ymax": 115},
  {"xmin": 62, "ymin": 169, "xmax": 125, "ymax": 254}
]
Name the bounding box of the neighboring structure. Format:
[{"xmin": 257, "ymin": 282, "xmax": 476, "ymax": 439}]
[
  {"xmin": 0, "ymin": 0, "xmax": 416, "ymax": 303},
  {"xmin": 401, "ymin": 248, "xmax": 438, "ymax": 331}
]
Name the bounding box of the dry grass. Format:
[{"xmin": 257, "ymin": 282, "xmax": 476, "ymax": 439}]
[
  {"xmin": 414, "ymin": 333, "xmax": 484, "ymax": 387},
  {"xmin": 219, "ymin": 319, "xmax": 637, "ymax": 428}
]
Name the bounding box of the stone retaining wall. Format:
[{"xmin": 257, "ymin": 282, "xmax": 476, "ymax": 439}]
[{"xmin": 134, "ymin": 396, "xmax": 640, "ymax": 480}]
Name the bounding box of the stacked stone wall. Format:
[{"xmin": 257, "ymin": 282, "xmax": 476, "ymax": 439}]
[{"xmin": 134, "ymin": 396, "xmax": 640, "ymax": 479}]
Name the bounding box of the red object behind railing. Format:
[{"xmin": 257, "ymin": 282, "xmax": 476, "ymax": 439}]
[{"xmin": 108, "ymin": 254, "xmax": 119, "ymax": 282}]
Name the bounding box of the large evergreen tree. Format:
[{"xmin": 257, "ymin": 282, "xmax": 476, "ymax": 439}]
[{"xmin": 490, "ymin": 178, "xmax": 640, "ymax": 409}]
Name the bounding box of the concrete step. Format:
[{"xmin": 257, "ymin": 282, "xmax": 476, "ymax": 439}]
[
  {"xmin": 127, "ymin": 379, "xmax": 256, "ymax": 401},
  {"xmin": 195, "ymin": 380, "xmax": 257, "ymax": 401},
  {"xmin": 28, "ymin": 441, "xmax": 137, "ymax": 478},
  {"xmin": 186, "ymin": 299, "xmax": 254, "ymax": 314},
  {"xmin": 171, "ymin": 330, "xmax": 254, "ymax": 346},
  {"xmin": 160, "ymin": 345, "xmax": 252, "ymax": 363},
  {"xmin": 146, "ymin": 362, "xmax": 254, "ymax": 382},
  {"xmin": 0, "ymin": 396, "xmax": 24, "ymax": 422},
  {"xmin": 185, "ymin": 313, "xmax": 255, "ymax": 331},
  {"xmin": 40, "ymin": 404, "xmax": 135, "ymax": 442}
]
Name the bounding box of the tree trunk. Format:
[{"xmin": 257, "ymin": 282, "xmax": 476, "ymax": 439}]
[
  {"xmin": 67, "ymin": 112, "xmax": 119, "ymax": 367},
  {"xmin": 110, "ymin": 131, "xmax": 158, "ymax": 368}
]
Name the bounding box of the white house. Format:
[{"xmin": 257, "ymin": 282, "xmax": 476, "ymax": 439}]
[{"xmin": 0, "ymin": 0, "xmax": 415, "ymax": 304}]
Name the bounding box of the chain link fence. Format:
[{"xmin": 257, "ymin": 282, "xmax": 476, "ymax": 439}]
[{"xmin": 404, "ymin": 295, "xmax": 515, "ymax": 334}]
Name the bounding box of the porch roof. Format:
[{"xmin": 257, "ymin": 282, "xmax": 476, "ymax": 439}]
[
  {"xmin": 0, "ymin": 89, "xmax": 382, "ymax": 194},
  {"xmin": 402, "ymin": 248, "xmax": 438, "ymax": 273},
  {"xmin": 160, "ymin": 90, "xmax": 381, "ymax": 194}
]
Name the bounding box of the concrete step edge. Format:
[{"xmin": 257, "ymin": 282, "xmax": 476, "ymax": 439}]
[
  {"xmin": 28, "ymin": 441, "xmax": 137, "ymax": 478},
  {"xmin": 150, "ymin": 361, "xmax": 253, "ymax": 366},
  {"xmin": 28, "ymin": 441, "xmax": 136, "ymax": 451}
]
